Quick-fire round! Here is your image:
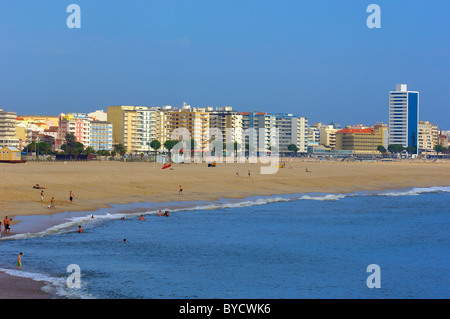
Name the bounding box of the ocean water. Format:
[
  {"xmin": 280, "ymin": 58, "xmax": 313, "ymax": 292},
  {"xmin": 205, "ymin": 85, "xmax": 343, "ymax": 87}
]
[{"xmin": 0, "ymin": 186, "xmax": 449, "ymax": 299}]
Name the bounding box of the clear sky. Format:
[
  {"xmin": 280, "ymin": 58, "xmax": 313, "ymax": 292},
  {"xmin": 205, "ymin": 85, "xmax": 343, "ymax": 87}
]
[{"xmin": 0, "ymin": 0, "xmax": 449, "ymax": 128}]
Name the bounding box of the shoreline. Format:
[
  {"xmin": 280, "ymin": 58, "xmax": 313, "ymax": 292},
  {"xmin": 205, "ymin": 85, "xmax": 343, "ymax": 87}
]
[
  {"xmin": 1, "ymin": 184, "xmax": 449, "ymax": 300},
  {"xmin": 1, "ymin": 160, "xmax": 450, "ymax": 299},
  {"xmin": 3, "ymin": 184, "xmax": 450, "ymax": 237},
  {"xmin": 0, "ymin": 271, "xmax": 52, "ymax": 299},
  {"xmin": 2, "ymin": 160, "xmax": 450, "ymax": 221}
]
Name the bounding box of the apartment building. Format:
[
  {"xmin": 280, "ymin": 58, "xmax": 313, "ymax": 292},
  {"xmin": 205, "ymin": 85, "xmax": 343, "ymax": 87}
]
[
  {"xmin": 418, "ymin": 121, "xmax": 438, "ymax": 153},
  {"xmin": 317, "ymin": 123, "xmax": 338, "ymax": 149},
  {"xmin": 0, "ymin": 108, "xmax": 20, "ymax": 148},
  {"xmin": 90, "ymin": 121, "xmax": 113, "ymax": 151},
  {"xmin": 208, "ymin": 106, "xmax": 243, "ymax": 148},
  {"xmin": 166, "ymin": 103, "xmax": 210, "ymax": 152},
  {"xmin": 273, "ymin": 113, "xmax": 308, "ymax": 154},
  {"xmin": 58, "ymin": 113, "xmax": 91, "ymax": 147},
  {"xmin": 241, "ymin": 112, "xmax": 276, "ymax": 152}
]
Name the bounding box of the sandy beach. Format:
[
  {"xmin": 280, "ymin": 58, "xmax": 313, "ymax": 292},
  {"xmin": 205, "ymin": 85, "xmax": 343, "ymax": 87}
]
[
  {"xmin": 1, "ymin": 159, "xmax": 450, "ymax": 299},
  {"xmin": 1, "ymin": 159, "xmax": 450, "ymax": 220}
]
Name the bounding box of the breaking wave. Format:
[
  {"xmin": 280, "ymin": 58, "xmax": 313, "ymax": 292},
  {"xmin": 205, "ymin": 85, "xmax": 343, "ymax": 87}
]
[{"xmin": 2, "ymin": 186, "xmax": 448, "ymax": 241}]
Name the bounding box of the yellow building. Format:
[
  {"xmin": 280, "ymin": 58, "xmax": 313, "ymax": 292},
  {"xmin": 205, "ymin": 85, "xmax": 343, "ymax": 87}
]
[
  {"xmin": 107, "ymin": 105, "xmax": 163, "ymax": 153},
  {"xmin": 166, "ymin": 106, "xmax": 210, "ymax": 151},
  {"xmin": 0, "ymin": 146, "xmax": 22, "ymax": 163},
  {"xmin": 316, "ymin": 124, "xmax": 338, "ymax": 149},
  {"xmin": 107, "ymin": 106, "xmax": 134, "ymax": 146},
  {"xmin": 107, "ymin": 104, "xmax": 211, "ymax": 154},
  {"xmin": 418, "ymin": 121, "xmax": 438, "ymax": 153},
  {"xmin": 335, "ymin": 124, "xmax": 387, "ymax": 156}
]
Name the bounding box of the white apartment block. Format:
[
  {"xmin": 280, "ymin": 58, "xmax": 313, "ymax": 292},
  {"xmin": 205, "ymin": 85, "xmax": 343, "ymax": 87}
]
[
  {"xmin": 122, "ymin": 107, "xmax": 159, "ymax": 153},
  {"xmin": 273, "ymin": 113, "xmax": 308, "ymax": 154},
  {"xmin": 0, "ymin": 108, "xmax": 20, "ymax": 148}
]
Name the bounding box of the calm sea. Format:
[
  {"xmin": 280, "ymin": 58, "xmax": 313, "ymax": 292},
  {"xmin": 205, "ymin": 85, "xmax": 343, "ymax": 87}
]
[{"xmin": 0, "ymin": 186, "xmax": 449, "ymax": 299}]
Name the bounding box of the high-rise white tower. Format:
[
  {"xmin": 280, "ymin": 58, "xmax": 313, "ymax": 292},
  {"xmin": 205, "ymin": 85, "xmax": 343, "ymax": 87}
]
[{"xmin": 388, "ymin": 84, "xmax": 419, "ymax": 153}]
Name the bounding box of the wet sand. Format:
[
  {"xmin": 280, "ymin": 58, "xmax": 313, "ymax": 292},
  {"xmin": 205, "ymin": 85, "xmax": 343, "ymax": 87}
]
[{"xmin": 0, "ymin": 271, "xmax": 51, "ymax": 299}]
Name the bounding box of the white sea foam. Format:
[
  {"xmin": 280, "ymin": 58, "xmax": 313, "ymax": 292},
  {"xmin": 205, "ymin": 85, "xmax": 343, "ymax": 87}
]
[
  {"xmin": 299, "ymin": 194, "xmax": 348, "ymax": 201},
  {"xmin": 378, "ymin": 186, "xmax": 450, "ymax": 197},
  {"xmin": 4, "ymin": 186, "xmax": 449, "ymax": 241},
  {"xmin": 2, "ymin": 212, "xmax": 128, "ymax": 241}
]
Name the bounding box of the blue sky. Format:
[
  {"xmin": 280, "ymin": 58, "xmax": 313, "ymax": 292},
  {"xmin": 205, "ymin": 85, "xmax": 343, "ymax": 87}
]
[{"xmin": 0, "ymin": 0, "xmax": 449, "ymax": 128}]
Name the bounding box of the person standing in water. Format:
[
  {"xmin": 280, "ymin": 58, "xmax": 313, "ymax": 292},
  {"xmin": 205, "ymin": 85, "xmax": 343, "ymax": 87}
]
[
  {"xmin": 3, "ymin": 216, "xmax": 10, "ymax": 233},
  {"xmin": 17, "ymin": 252, "xmax": 23, "ymax": 270}
]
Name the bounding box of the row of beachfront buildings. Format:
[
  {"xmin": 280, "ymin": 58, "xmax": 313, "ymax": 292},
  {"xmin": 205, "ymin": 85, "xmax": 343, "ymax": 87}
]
[{"xmin": 0, "ymin": 85, "xmax": 449, "ymax": 157}]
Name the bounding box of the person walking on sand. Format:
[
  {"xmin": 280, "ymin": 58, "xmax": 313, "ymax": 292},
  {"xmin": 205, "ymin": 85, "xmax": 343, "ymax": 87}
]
[
  {"xmin": 179, "ymin": 185, "xmax": 183, "ymax": 195},
  {"xmin": 40, "ymin": 190, "xmax": 44, "ymax": 202},
  {"xmin": 69, "ymin": 190, "xmax": 75, "ymax": 203},
  {"xmin": 50, "ymin": 197, "xmax": 56, "ymax": 210},
  {"xmin": 17, "ymin": 252, "xmax": 23, "ymax": 270},
  {"xmin": 248, "ymin": 170, "xmax": 251, "ymax": 178}
]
